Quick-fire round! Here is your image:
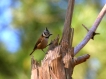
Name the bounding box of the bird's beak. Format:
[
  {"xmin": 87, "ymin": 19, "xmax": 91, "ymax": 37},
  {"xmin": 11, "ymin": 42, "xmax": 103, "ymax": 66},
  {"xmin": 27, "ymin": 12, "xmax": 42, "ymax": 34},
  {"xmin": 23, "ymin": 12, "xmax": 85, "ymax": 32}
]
[{"xmin": 50, "ymin": 34, "xmax": 52, "ymax": 36}]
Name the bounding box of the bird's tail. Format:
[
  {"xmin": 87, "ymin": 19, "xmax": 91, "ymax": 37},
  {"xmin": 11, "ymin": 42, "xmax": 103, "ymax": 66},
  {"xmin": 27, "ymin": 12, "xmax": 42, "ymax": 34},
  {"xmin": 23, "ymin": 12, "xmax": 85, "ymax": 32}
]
[{"xmin": 30, "ymin": 49, "xmax": 35, "ymax": 55}]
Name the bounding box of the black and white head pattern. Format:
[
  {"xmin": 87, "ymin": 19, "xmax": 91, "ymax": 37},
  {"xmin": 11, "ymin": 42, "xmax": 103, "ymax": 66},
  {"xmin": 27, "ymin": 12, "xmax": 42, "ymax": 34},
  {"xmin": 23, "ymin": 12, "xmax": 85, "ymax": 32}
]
[{"xmin": 42, "ymin": 27, "xmax": 52, "ymax": 38}]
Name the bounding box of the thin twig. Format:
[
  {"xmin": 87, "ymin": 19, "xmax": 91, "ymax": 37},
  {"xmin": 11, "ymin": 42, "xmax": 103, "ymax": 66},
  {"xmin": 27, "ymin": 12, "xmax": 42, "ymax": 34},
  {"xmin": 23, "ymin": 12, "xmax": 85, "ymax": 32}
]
[
  {"xmin": 74, "ymin": 4, "xmax": 106, "ymax": 55},
  {"xmin": 82, "ymin": 24, "xmax": 100, "ymax": 40},
  {"xmin": 82, "ymin": 24, "xmax": 89, "ymax": 31}
]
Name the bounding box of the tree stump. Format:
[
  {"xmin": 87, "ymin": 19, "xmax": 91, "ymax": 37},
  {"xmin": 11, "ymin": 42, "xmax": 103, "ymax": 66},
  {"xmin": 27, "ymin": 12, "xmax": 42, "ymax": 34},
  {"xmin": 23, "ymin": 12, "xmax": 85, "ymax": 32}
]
[{"xmin": 31, "ymin": 30, "xmax": 90, "ymax": 79}]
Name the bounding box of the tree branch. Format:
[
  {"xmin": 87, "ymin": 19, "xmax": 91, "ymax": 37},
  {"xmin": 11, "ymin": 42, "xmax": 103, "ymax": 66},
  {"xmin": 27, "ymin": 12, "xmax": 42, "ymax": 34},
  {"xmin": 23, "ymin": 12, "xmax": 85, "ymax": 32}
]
[
  {"xmin": 61, "ymin": 0, "xmax": 75, "ymax": 43},
  {"xmin": 74, "ymin": 4, "xmax": 106, "ymax": 55},
  {"xmin": 74, "ymin": 54, "xmax": 90, "ymax": 65},
  {"xmin": 64, "ymin": 0, "xmax": 74, "ymax": 29}
]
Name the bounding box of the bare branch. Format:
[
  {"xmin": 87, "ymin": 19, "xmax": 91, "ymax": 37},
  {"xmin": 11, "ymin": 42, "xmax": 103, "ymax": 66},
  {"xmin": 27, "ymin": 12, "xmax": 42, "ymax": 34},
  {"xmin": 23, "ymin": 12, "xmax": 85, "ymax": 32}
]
[
  {"xmin": 82, "ymin": 24, "xmax": 100, "ymax": 40},
  {"xmin": 63, "ymin": 0, "xmax": 75, "ymax": 29},
  {"xmin": 74, "ymin": 54, "xmax": 90, "ymax": 65},
  {"xmin": 61, "ymin": 0, "xmax": 75, "ymax": 43},
  {"xmin": 82, "ymin": 24, "xmax": 89, "ymax": 31},
  {"xmin": 74, "ymin": 4, "xmax": 106, "ymax": 55}
]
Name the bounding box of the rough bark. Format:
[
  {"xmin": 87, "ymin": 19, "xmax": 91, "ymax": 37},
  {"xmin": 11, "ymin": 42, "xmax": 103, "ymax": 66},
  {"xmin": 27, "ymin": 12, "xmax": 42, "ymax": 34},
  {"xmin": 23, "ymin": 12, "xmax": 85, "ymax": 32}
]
[{"xmin": 31, "ymin": 1, "xmax": 106, "ymax": 79}]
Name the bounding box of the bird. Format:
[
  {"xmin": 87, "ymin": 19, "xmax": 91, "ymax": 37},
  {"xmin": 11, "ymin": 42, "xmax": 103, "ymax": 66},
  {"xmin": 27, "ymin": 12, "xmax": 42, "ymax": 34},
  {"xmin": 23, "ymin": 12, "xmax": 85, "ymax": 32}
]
[{"xmin": 30, "ymin": 27, "xmax": 52, "ymax": 55}]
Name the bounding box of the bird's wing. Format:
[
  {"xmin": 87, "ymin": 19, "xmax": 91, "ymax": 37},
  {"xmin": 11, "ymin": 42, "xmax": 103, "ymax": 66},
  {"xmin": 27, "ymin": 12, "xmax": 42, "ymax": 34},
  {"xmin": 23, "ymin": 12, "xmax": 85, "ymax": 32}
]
[{"xmin": 33, "ymin": 36, "xmax": 43, "ymax": 50}]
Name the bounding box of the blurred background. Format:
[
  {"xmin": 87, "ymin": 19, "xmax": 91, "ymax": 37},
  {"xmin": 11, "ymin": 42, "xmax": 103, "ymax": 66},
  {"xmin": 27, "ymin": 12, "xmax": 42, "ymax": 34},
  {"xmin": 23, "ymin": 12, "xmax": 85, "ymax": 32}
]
[{"xmin": 0, "ymin": 0, "xmax": 106, "ymax": 79}]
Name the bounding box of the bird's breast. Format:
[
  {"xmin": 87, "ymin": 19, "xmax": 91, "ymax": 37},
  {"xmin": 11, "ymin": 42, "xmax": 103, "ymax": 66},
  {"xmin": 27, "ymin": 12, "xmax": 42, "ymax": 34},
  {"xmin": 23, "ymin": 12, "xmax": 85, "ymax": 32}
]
[{"xmin": 37, "ymin": 38, "xmax": 48, "ymax": 49}]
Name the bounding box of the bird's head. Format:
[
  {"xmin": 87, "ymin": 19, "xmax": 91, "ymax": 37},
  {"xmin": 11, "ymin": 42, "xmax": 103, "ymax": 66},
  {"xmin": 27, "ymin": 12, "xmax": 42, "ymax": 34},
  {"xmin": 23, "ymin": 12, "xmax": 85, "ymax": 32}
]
[{"xmin": 42, "ymin": 27, "xmax": 52, "ymax": 38}]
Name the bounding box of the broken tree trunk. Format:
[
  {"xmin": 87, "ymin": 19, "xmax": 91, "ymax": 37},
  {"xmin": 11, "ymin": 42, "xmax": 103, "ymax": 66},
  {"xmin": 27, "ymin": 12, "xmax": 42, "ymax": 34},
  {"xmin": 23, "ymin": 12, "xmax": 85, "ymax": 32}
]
[{"xmin": 31, "ymin": 0, "xmax": 106, "ymax": 79}]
